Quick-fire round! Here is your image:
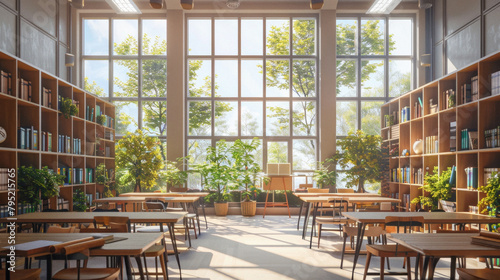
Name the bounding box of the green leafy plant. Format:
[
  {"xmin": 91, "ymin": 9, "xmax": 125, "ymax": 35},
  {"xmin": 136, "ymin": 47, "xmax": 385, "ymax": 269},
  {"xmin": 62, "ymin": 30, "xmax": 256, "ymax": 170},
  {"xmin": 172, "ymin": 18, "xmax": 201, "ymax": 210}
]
[
  {"xmin": 96, "ymin": 163, "xmax": 113, "ymax": 198},
  {"xmin": 313, "ymin": 159, "xmax": 337, "ymax": 189},
  {"xmin": 116, "ymin": 129, "xmax": 164, "ymax": 192},
  {"xmin": 96, "ymin": 115, "xmax": 107, "ymax": 125},
  {"xmin": 59, "ymin": 97, "xmax": 79, "ymax": 119},
  {"xmin": 478, "ymin": 172, "xmax": 500, "ymax": 215},
  {"xmin": 164, "ymin": 157, "xmax": 189, "ymax": 191},
  {"xmin": 411, "ymin": 166, "xmax": 453, "ymax": 211},
  {"xmin": 73, "ymin": 188, "xmax": 87, "ymax": 212},
  {"xmin": 18, "ymin": 166, "xmax": 64, "ymax": 207},
  {"xmin": 334, "ymin": 130, "xmax": 383, "ymax": 193}
]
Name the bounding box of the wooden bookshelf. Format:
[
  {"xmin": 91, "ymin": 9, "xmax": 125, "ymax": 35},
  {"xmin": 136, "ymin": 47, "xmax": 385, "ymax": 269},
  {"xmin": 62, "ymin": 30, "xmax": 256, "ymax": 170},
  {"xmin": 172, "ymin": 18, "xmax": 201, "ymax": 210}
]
[
  {"xmin": 381, "ymin": 50, "xmax": 500, "ymax": 214},
  {"xmin": 0, "ymin": 50, "xmax": 115, "ymax": 213}
]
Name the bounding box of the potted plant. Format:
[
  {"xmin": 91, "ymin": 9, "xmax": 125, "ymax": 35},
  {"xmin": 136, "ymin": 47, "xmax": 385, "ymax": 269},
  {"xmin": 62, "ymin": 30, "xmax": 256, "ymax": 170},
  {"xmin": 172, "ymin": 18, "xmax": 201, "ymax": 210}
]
[
  {"xmin": 73, "ymin": 188, "xmax": 88, "ymax": 212},
  {"xmin": 18, "ymin": 166, "xmax": 64, "ymax": 210},
  {"xmin": 231, "ymin": 138, "xmax": 266, "ymax": 216},
  {"xmin": 312, "ymin": 159, "xmax": 337, "ymax": 189},
  {"xmin": 411, "ymin": 166, "xmax": 453, "ymax": 211},
  {"xmin": 478, "ymin": 172, "xmax": 500, "ymax": 217},
  {"xmin": 96, "ymin": 115, "xmax": 107, "ymax": 125},
  {"xmin": 96, "ymin": 163, "xmax": 113, "ymax": 198},
  {"xmin": 195, "ymin": 140, "xmax": 235, "ymax": 216},
  {"xmin": 59, "ymin": 97, "xmax": 79, "ymax": 119},
  {"xmin": 164, "ymin": 157, "xmax": 189, "ymax": 192},
  {"xmin": 334, "ymin": 130, "xmax": 383, "ymax": 193}
]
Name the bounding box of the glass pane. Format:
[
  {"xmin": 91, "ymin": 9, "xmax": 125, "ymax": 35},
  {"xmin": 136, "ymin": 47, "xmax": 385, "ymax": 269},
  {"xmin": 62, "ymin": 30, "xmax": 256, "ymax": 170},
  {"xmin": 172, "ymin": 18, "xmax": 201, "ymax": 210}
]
[
  {"xmin": 293, "ymin": 101, "xmax": 316, "ymax": 136},
  {"xmin": 142, "ymin": 60, "xmax": 166, "ymax": 98},
  {"xmin": 215, "ymin": 101, "xmax": 238, "ymax": 136},
  {"xmin": 142, "ymin": 19, "xmax": 167, "ymax": 55},
  {"xmin": 189, "ymin": 101, "xmax": 211, "ymax": 136},
  {"xmin": 215, "ymin": 19, "xmax": 238, "ymax": 55},
  {"xmin": 142, "ymin": 101, "xmax": 166, "ymax": 136},
  {"xmin": 113, "ymin": 19, "xmax": 138, "ymax": 55},
  {"xmin": 292, "ymin": 59, "xmax": 316, "ymax": 97},
  {"xmin": 266, "ymin": 60, "xmax": 289, "ymax": 97},
  {"xmin": 84, "ymin": 60, "xmax": 109, "ymax": 97},
  {"xmin": 361, "ymin": 19, "xmax": 385, "ymax": 55},
  {"xmin": 336, "ymin": 59, "xmax": 357, "ymax": 97},
  {"xmin": 267, "ymin": 141, "xmax": 288, "ymax": 164},
  {"xmin": 389, "ymin": 18, "xmax": 412, "ymax": 56},
  {"xmin": 241, "ymin": 102, "xmax": 263, "ymax": 136},
  {"xmin": 336, "ymin": 101, "xmax": 357, "ymax": 136},
  {"xmin": 242, "ymin": 19, "xmax": 263, "ymax": 55},
  {"xmin": 293, "ymin": 18, "xmax": 316, "ymax": 55},
  {"xmin": 266, "ymin": 102, "xmax": 290, "ymax": 136},
  {"xmin": 336, "ymin": 18, "xmax": 357, "ymax": 55},
  {"xmin": 113, "ymin": 60, "xmax": 138, "ymax": 98},
  {"xmin": 389, "ymin": 59, "xmax": 412, "ymax": 97},
  {"xmin": 241, "ymin": 60, "xmax": 263, "ymax": 97},
  {"xmin": 115, "ymin": 101, "xmax": 138, "ymax": 136},
  {"xmin": 243, "ymin": 139, "xmax": 263, "ymax": 169},
  {"xmin": 361, "ymin": 59, "xmax": 384, "ymax": 97},
  {"xmin": 188, "ymin": 60, "xmax": 211, "ymax": 97},
  {"xmin": 84, "ymin": 19, "xmax": 109, "ymax": 55},
  {"xmin": 361, "ymin": 101, "xmax": 383, "ymax": 135},
  {"xmin": 188, "ymin": 19, "xmax": 211, "ymax": 55},
  {"xmin": 215, "ymin": 60, "xmax": 238, "ymax": 97},
  {"xmin": 293, "ymin": 139, "xmax": 316, "ymax": 170},
  {"xmin": 188, "ymin": 139, "xmax": 211, "ymax": 166},
  {"xmin": 266, "ymin": 19, "xmax": 289, "ymax": 55}
]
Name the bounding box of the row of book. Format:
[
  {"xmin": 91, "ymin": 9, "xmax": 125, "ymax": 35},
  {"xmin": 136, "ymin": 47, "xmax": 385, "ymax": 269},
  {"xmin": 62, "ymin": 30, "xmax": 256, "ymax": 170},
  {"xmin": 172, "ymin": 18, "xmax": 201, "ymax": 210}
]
[
  {"xmin": 401, "ymin": 193, "xmax": 411, "ymax": 210},
  {"xmin": 390, "ymin": 166, "xmax": 411, "ymax": 183},
  {"xmin": 400, "ymin": 106, "xmax": 411, "ymax": 123},
  {"xmin": 0, "ymin": 168, "xmax": 13, "ymax": 191},
  {"xmin": 485, "ymin": 127, "xmax": 500, "ymax": 148},
  {"xmin": 450, "ymin": 121, "xmax": 457, "ymax": 151},
  {"xmin": 101, "ymin": 115, "xmax": 115, "ymax": 129},
  {"xmin": 86, "ymin": 193, "xmax": 94, "ymax": 206},
  {"xmin": 40, "ymin": 131, "xmax": 53, "ymax": 152},
  {"xmin": 484, "ymin": 167, "xmax": 499, "ymax": 185},
  {"xmin": 425, "ymin": 135, "xmax": 438, "ymax": 154},
  {"xmin": 443, "ymin": 89, "xmax": 456, "ymax": 109},
  {"xmin": 461, "ymin": 76, "xmax": 479, "ymax": 105},
  {"xmin": 0, "ymin": 70, "xmax": 12, "ymax": 95},
  {"xmin": 413, "ymin": 168, "xmax": 423, "ymax": 185},
  {"xmin": 383, "ymin": 111, "xmax": 398, "ymax": 127},
  {"xmin": 41, "ymin": 87, "xmax": 53, "ymax": 108},
  {"xmin": 58, "ymin": 167, "xmax": 87, "ymax": 185},
  {"xmin": 461, "ymin": 129, "xmax": 478, "ymax": 150},
  {"xmin": 18, "ymin": 126, "xmax": 38, "ymax": 150},
  {"xmin": 492, "ymin": 71, "xmax": 500, "ymax": 96},
  {"xmin": 414, "ymin": 97, "xmax": 423, "ymax": 119},
  {"xmin": 464, "ymin": 166, "xmax": 478, "ymax": 189},
  {"xmin": 86, "ymin": 105, "xmax": 95, "ymax": 122},
  {"xmin": 104, "ymin": 130, "xmax": 114, "ymax": 141},
  {"xmin": 19, "ymin": 78, "xmax": 33, "ymax": 102}
]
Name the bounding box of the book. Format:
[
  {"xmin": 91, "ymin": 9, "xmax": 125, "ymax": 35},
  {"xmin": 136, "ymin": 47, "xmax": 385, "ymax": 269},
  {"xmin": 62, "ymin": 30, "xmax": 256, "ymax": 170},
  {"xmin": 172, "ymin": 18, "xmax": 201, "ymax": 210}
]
[
  {"xmin": 33, "ymin": 129, "xmax": 38, "ymax": 150},
  {"xmin": 48, "ymin": 132, "xmax": 52, "ymax": 151},
  {"xmin": 450, "ymin": 121, "xmax": 457, "ymax": 151},
  {"xmin": 18, "ymin": 127, "xmax": 25, "ymax": 149},
  {"xmin": 468, "ymin": 130, "xmax": 478, "ymax": 150},
  {"xmin": 449, "ymin": 165, "xmax": 456, "ymax": 187},
  {"xmin": 471, "ymin": 231, "xmax": 500, "ymax": 248}
]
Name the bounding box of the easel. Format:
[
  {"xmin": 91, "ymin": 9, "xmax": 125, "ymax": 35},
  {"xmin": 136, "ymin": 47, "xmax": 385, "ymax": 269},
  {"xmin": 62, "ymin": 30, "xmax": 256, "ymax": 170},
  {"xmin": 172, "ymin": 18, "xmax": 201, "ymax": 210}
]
[{"xmin": 262, "ymin": 175, "xmax": 292, "ymax": 218}]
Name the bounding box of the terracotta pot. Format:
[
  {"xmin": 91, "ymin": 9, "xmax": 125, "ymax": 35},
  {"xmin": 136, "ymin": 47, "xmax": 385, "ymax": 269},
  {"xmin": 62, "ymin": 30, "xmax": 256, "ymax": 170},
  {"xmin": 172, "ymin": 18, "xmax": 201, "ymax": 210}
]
[
  {"xmin": 241, "ymin": 201, "xmax": 257, "ymax": 216},
  {"xmin": 214, "ymin": 202, "xmax": 229, "ymax": 216}
]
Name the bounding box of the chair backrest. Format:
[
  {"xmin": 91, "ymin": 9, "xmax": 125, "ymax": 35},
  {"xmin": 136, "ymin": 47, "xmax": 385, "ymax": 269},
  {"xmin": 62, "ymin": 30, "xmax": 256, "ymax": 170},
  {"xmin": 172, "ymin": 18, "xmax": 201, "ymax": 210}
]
[
  {"xmin": 42, "ymin": 209, "xmax": 69, "ymax": 212},
  {"xmin": 93, "ymin": 216, "xmax": 130, "ymax": 231},
  {"xmin": 298, "ymin": 184, "xmax": 314, "ymax": 189},
  {"xmin": 337, "ymin": 188, "xmax": 355, "ymax": 193},
  {"xmin": 145, "ymin": 201, "xmax": 165, "ymax": 211},
  {"xmin": 384, "ymin": 216, "xmax": 424, "ymax": 233},
  {"xmin": 80, "ymin": 222, "xmax": 128, "ymax": 233},
  {"xmin": 46, "ymin": 226, "xmax": 76, "ymax": 233},
  {"xmin": 307, "ymin": 188, "xmax": 329, "ymax": 193},
  {"xmin": 439, "ymin": 200, "xmax": 456, "ymax": 212},
  {"xmin": 170, "ymin": 187, "xmax": 188, "ymax": 192},
  {"xmin": 93, "ymin": 208, "xmax": 120, "ymax": 212}
]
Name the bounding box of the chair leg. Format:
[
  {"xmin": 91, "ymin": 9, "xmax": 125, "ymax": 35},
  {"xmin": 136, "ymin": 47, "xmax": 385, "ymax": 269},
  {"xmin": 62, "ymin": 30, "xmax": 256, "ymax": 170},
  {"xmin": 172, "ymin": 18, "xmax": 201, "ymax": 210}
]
[
  {"xmin": 363, "ymin": 251, "xmax": 372, "ymax": 280},
  {"xmin": 341, "ymin": 234, "xmax": 347, "ymax": 269},
  {"xmin": 406, "ymin": 257, "xmax": 412, "ymax": 280},
  {"xmin": 380, "ymin": 256, "xmax": 385, "ymax": 280},
  {"xmin": 317, "ymin": 224, "xmax": 322, "ymax": 248},
  {"xmin": 160, "ymin": 253, "xmax": 168, "ymax": 280}
]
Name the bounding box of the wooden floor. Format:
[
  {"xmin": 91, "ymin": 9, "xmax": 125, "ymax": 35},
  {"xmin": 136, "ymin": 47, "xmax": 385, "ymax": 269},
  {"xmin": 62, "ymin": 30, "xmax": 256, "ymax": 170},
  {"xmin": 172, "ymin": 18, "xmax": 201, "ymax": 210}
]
[{"xmin": 43, "ymin": 215, "xmax": 486, "ymax": 279}]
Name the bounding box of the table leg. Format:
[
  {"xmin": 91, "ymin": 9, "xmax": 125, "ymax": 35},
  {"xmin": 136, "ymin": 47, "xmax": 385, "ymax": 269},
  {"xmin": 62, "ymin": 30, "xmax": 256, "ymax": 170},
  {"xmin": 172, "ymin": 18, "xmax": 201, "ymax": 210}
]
[
  {"xmin": 302, "ymin": 202, "xmax": 311, "ymax": 239},
  {"xmin": 421, "ymin": 256, "xmax": 430, "ymax": 280},
  {"xmin": 200, "ymin": 198, "xmax": 208, "ymax": 229},
  {"xmin": 309, "ymin": 202, "xmax": 319, "ymax": 249},
  {"xmin": 297, "ymin": 201, "xmax": 305, "ymax": 230},
  {"xmin": 415, "ymin": 253, "xmax": 420, "ymax": 280},
  {"xmin": 428, "ymin": 257, "xmax": 440, "ymax": 280},
  {"xmin": 125, "ymin": 256, "xmax": 133, "ymax": 279},
  {"xmin": 263, "ymin": 192, "xmax": 270, "ymax": 218},
  {"xmin": 450, "ymin": 256, "xmax": 456, "ymax": 280},
  {"xmin": 134, "ymin": 256, "xmax": 146, "ymax": 280},
  {"xmin": 350, "ymin": 222, "xmax": 366, "ymax": 280},
  {"xmin": 192, "ymin": 202, "xmax": 201, "ymax": 235},
  {"xmin": 166, "ymin": 223, "xmax": 182, "ymax": 279},
  {"xmin": 46, "ymin": 255, "xmax": 52, "ymax": 280}
]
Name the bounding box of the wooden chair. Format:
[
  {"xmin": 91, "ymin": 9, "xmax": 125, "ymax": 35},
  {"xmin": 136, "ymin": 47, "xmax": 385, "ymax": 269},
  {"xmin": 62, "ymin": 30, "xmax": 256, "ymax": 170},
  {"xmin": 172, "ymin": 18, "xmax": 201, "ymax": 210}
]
[
  {"xmin": 170, "ymin": 187, "xmax": 188, "ymax": 192},
  {"xmin": 315, "ymin": 198, "xmax": 349, "ymax": 248},
  {"xmin": 457, "ymin": 268, "xmax": 500, "ymax": 280},
  {"xmin": 340, "ymin": 225, "xmax": 386, "ymax": 269},
  {"xmin": 0, "ymin": 268, "xmax": 41, "ymax": 280},
  {"xmin": 337, "ymin": 188, "xmax": 355, "ymax": 193},
  {"xmin": 93, "ymin": 216, "xmax": 130, "ymax": 232},
  {"xmin": 363, "ymin": 216, "xmax": 425, "ymax": 280},
  {"xmin": 46, "ymin": 226, "xmax": 77, "ymax": 233},
  {"xmin": 51, "ymin": 239, "xmax": 120, "ymax": 280}
]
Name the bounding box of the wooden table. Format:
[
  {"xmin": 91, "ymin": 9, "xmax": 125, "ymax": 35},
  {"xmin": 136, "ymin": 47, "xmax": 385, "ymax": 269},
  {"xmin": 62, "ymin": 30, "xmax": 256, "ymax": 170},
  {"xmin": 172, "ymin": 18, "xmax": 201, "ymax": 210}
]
[
  {"xmin": 342, "ymin": 212, "xmax": 500, "ymax": 280},
  {"xmin": 0, "ymin": 211, "xmax": 186, "ymax": 276},
  {"xmin": 294, "ymin": 192, "xmax": 381, "ymax": 198},
  {"xmin": 389, "ymin": 233, "xmax": 500, "ymax": 280},
  {"xmin": 342, "ymin": 196, "xmax": 401, "ymax": 211},
  {"xmin": 94, "ymin": 196, "xmax": 199, "ymax": 212},
  {"xmin": 0, "ymin": 232, "xmax": 164, "ymax": 280}
]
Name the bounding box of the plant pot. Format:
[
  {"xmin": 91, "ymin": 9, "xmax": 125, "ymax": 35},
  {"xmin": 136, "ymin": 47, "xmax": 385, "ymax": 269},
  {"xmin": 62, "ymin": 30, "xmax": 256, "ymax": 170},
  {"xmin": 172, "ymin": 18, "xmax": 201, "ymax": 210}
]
[
  {"xmin": 241, "ymin": 201, "xmax": 257, "ymax": 216},
  {"xmin": 214, "ymin": 202, "xmax": 229, "ymax": 216}
]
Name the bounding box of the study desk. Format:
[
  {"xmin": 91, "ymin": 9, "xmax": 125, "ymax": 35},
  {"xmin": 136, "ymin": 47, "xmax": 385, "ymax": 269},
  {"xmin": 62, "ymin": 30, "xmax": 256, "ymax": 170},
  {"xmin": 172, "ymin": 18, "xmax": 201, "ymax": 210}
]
[
  {"xmin": 342, "ymin": 212, "xmax": 500, "ymax": 280},
  {"xmin": 0, "ymin": 232, "xmax": 164, "ymax": 280},
  {"xmin": 389, "ymin": 233, "xmax": 500, "ymax": 280},
  {"xmin": 0, "ymin": 211, "xmax": 186, "ymax": 276},
  {"xmin": 94, "ymin": 196, "xmax": 199, "ymax": 212}
]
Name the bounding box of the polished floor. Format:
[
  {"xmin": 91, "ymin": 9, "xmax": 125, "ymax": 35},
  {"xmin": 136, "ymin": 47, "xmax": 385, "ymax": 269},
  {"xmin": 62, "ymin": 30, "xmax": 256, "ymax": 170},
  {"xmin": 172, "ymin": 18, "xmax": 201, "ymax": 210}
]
[{"xmin": 43, "ymin": 215, "xmax": 486, "ymax": 279}]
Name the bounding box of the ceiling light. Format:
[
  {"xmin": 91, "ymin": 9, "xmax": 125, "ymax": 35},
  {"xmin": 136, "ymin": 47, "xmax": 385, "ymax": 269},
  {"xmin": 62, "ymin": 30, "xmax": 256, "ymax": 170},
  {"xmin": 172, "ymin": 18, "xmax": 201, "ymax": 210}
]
[
  {"xmin": 105, "ymin": 0, "xmax": 141, "ymax": 14},
  {"xmin": 150, "ymin": 0, "xmax": 163, "ymax": 9},
  {"xmin": 366, "ymin": 0, "xmax": 402, "ymax": 14},
  {"xmin": 226, "ymin": 0, "xmax": 240, "ymax": 9},
  {"xmin": 180, "ymin": 0, "xmax": 194, "ymax": 10},
  {"xmin": 418, "ymin": 0, "xmax": 432, "ymax": 9},
  {"xmin": 310, "ymin": 0, "xmax": 324, "ymax": 10}
]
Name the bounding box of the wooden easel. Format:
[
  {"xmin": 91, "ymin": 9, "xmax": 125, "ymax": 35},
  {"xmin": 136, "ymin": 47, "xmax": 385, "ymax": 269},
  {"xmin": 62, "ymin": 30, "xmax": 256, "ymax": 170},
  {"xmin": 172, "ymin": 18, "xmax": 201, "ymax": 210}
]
[{"xmin": 262, "ymin": 175, "xmax": 292, "ymax": 218}]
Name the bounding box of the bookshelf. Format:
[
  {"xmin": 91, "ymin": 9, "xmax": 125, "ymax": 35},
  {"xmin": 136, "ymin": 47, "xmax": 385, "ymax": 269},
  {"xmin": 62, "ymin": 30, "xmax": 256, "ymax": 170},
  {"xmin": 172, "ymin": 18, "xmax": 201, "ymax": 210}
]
[
  {"xmin": 0, "ymin": 50, "xmax": 115, "ymax": 215},
  {"xmin": 381, "ymin": 50, "xmax": 500, "ymax": 213}
]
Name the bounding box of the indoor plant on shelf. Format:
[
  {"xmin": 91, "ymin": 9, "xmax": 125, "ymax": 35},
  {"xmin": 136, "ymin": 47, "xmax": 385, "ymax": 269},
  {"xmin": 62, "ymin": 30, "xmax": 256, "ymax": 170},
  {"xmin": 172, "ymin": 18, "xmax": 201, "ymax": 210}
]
[
  {"xmin": 231, "ymin": 138, "xmax": 268, "ymax": 216},
  {"xmin": 478, "ymin": 172, "xmax": 500, "ymax": 219},
  {"xmin": 195, "ymin": 140, "xmax": 235, "ymax": 216},
  {"xmin": 18, "ymin": 166, "xmax": 64, "ymax": 211},
  {"xmin": 96, "ymin": 163, "xmax": 114, "ymax": 198},
  {"xmin": 59, "ymin": 97, "xmax": 79, "ymax": 119},
  {"xmin": 411, "ymin": 166, "xmax": 454, "ymax": 211}
]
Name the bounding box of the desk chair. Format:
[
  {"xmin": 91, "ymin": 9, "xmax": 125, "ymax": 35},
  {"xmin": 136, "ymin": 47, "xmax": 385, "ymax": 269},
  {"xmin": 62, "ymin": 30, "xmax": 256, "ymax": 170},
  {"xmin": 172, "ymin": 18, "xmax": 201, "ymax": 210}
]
[
  {"xmin": 341, "ymin": 225, "xmax": 386, "ymax": 269},
  {"xmin": 0, "ymin": 268, "xmax": 41, "ymax": 280},
  {"xmin": 93, "ymin": 216, "xmax": 131, "ymax": 232},
  {"xmin": 363, "ymin": 216, "xmax": 425, "ymax": 280}
]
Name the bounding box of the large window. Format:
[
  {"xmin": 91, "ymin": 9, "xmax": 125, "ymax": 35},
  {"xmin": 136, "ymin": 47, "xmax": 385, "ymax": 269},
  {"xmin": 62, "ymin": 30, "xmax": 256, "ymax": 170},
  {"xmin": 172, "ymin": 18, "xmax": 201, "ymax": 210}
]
[
  {"xmin": 82, "ymin": 17, "xmax": 167, "ymax": 157},
  {"xmin": 186, "ymin": 16, "xmax": 318, "ymax": 188},
  {"xmin": 336, "ymin": 16, "xmax": 415, "ymax": 191}
]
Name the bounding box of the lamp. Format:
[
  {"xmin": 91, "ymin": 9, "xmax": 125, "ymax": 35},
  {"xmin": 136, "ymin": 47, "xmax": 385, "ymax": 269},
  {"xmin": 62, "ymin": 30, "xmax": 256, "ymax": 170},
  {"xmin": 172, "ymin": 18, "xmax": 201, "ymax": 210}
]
[
  {"xmin": 105, "ymin": 0, "xmax": 141, "ymax": 14},
  {"xmin": 366, "ymin": 0, "xmax": 402, "ymax": 14},
  {"xmin": 150, "ymin": 0, "xmax": 163, "ymax": 9},
  {"xmin": 180, "ymin": 0, "xmax": 194, "ymax": 10},
  {"xmin": 418, "ymin": 0, "xmax": 432, "ymax": 9},
  {"xmin": 226, "ymin": 0, "xmax": 240, "ymax": 9},
  {"xmin": 420, "ymin": 54, "xmax": 431, "ymax": 67},
  {"xmin": 310, "ymin": 0, "xmax": 323, "ymax": 10},
  {"xmin": 65, "ymin": 53, "xmax": 75, "ymax": 67}
]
